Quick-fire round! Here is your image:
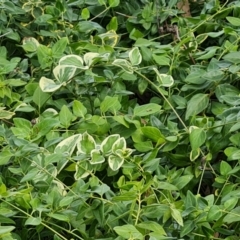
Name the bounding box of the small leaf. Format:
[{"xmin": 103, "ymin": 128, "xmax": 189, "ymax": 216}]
[
  {"xmin": 220, "ymin": 161, "xmax": 232, "ymax": 176},
  {"xmin": 59, "ymin": 196, "xmax": 74, "ymax": 207},
  {"xmin": 129, "ymin": 47, "xmax": 142, "ymax": 65},
  {"xmin": 226, "ymin": 17, "xmax": 240, "ymax": 26},
  {"xmin": 0, "ymin": 226, "xmax": 15, "ymax": 235},
  {"xmin": 25, "ymin": 217, "xmax": 41, "ymax": 226},
  {"xmin": 153, "ymin": 68, "xmax": 174, "ymax": 87},
  {"xmin": 53, "ymin": 65, "xmax": 76, "ymax": 83},
  {"xmin": 207, "ymin": 205, "xmax": 222, "ymax": 221},
  {"xmin": 106, "ymin": 16, "xmax": 118, "ymax": 31},
  {"xmin": 112, "ymin": 59, "xmax": 133, "ymax": 74},
  {"xmin": 114, "ymin": 225, "xmax": 143, "ymax": 239},
  {"xmin": 170, "ymin": 207, "xmax": 183, "ymax": 226},
  {"xmin": 73, "ymin": 100, "xmax": 87, "ymax": 118},
  {"xmin": 52, "ymin": 37, "xmax": 68, "ymax": 58},
  {"xmin": 33, "ymin": 86, "xmax": 50, "ymax": 109},
  {"xmin": 108, "ymin": 154, "xmax": 124, "ymax": 171},
  {"xmin": 39, "ymin": 77, "xmax": 62, "ymax": 92},
  {"xmin": 223, "ymin": 206, "xmax": 240, "ymax": 223},
  {"xmin": 59, "ymin": 54, "xmax": 87, "ymax": 69},
  {"xmin": 100, "ymin": 96, "xmax": 121, "ymax": 114},
  {"xmin": 81, "ymin": 8, "xmax": 90, "ymax": 20},
  {"xmin": 185, "ymin": 93, "xmax": 209, "ymax": 120},
  {"xmin": 108, "ymin": 0, "xmax": 120, "ymax": 7},
  {"xmin": 59, "ymin": 105, "xmax": 73, "ymax": 128},
  {"xmin": 101, "ymin": 134, "xmax": 120, "ymax": 155},
  {"xmin": 90, "ymin": 149, "xmax": 105, "ymax": 164},
  {"xmin": 77, "ymin": 132, "xmax": 96, "ymax": 154},
  {"xmin": 137, "ymin": 221, "xmax": 166, "ymax": 236},
  {"xmin": 141, "ymin": 126, "xmax": 165, "ymax": 143},
  {"xmin": 134, "ymin": 103, "xmax": 161, "ymax": 117},
  {"xmin": 189, "ymin": 127, "xmax": 206, "ymax": 150}
]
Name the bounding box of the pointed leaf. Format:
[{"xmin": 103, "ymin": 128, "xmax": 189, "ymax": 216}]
[
  {"xmin": 185, "ymin": 93, "xmax": 209, "ymax": 120},
  {"xmin": 39, "ymin": 77, "xmax": 62, "ymax": 92},
  {"xmin": 129, "ymin": 47, "xmax": 142, "ymax": 65}
]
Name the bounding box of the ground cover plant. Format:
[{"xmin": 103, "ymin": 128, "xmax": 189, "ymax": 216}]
[{"xmin": 1, "ymin": 0, "xmax": 240, "ymax": 239}]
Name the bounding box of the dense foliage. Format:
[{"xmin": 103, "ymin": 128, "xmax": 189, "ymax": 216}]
[{"xmin": 1, "ymin": 0, "xmax": 240, "ymax": 239}]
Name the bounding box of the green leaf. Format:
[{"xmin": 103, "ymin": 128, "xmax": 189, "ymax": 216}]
[
  {"xmin": 73, "ymin": 100, "xmax": 87, "ymax": 118},
  {"xmin": 81, "ymin": 8, "xmax": 90, "ymax": 20},
  {"xmin": 156, "ymin": 182, "xmax": 178, "ymax": 191},
  {"xmin": 101, "ymin": 134, "xmax": 120, "ymax": 155},
  {"xmin": 180, "ymin": 220, "xmax": 195, "ymax": 237},
  {"xmin": 108, "ymin": 0, "xmax": 120, "ymax": 7},
  {"xmin": 90, "ymin": 149, "xmax": 105, "ymax": 164},
  {"xmin": 39, "ymin": 77, "xmax": 62, "ymax": 92},
  {"xmin": 220, "ymin": 161, "xmax": 232, "ymax": 176},
  {"xmin": 172, "ymin": 175, "xmax": 193, "ymax": 190},
  {"xmin": 129, "ymin": 47, "xmax": 142, "ymax": 65},
  {"xmin": 53, "ymin": 65, "xmax": 76, "ymax": 83},
  {"xmin": 134, "ymin": 103, "xmax": 161, "ymax": 117},
  {"xmin": 141, "ymin": 126, "xmax": 165, "ymax": 143},
  {"xmin": 185, "ymin": 93, "xmax": 209, "ymax": 120},
  {"xmin": 207, "ymin": 205, "xmax": 222, "ymax": 221},
  {"xmin": 59, "ymin": 55, "xmax": 87, "ymax": 69},
  {"xmin": 114, "ymin": 225, "xmax": 143, "ymax": 239},
  {"xmin": 48, "ymin": 213, "xmax": 69, "ymax": 222},
  {"xmin": 112, "ymin": 59, "xmax": 133, "ymax": 74},
  {"xmin": 189, "ymin": 127, "xmax": 206, "ymax": 150},
  {"xmin": 25, "ymin": 217, "xmax": 41, "ymax": 226},
  {"xmin": 0, "ymin": 226, "xmax": 15, "ymax": 235},
  {"xmin": 106, "ymin": 16, "xmax": 118, "ymax": 31},
  {"xmin": 137, "ymin": 221, "xmax": 166, "ymax": 235},
  {"xmin": 55, "ymin": 134, "xmax": 81, "ymax": 156},
  {"xmin": 77, "ymin": 132, "xmax": 96, "ymax": 154},
  {"xmin": 152, "ymin": 54, "xmax": 170, "ymax": 66},
  {"xmin": 37, "ymin": 45, "xmax": 52, "ymax": 69},
  {"xmin": 0, "ymin": 149, "xmax": 13, "ymax": 165},
  {"xmin": 170, "ymin": 207, "xmax": 183, "ymax": 226},
  {"xmin": 59, "ymin": 105, "xmax": 73, "ymax": 128},
  {"xmin": 226, "ymin": 17, "xmax": 240, "ymax": 26},
  {"xmin": 153, "ymin": 68, "xmax": 174, "ymax": 87},
  {"xmin": 22, "ymin": 37, "xmax": 39, "ymax": 52},
  {"xmin": 59, "ymin": 196, "xmax": 74, "ymax": 207},
  {"xmin": 223, "ymin": 52, "xmax": 240, "ymax": 64},
  {"xmin": 223, "ymin": 206, "xmax": 240, "ymax": 223},
  {"xmin": 108, "ymin": 154, "xmax": 124, "ymax": 171},
  {"xmin": 185, "ymin": 69, "xmax": 206, "ymax": 84},
  {"xmin": 100, "ymin": 96, "xmax": 121, "ymax": 114},
  {"xmin": 112, "ymin": 137, "xmax": 126, "ymax": 152},
  {"xmin": 32, "ymin": 86, "xmax": 50, "ymax": 109},
  {"xmin": 190, "ymin": 148, "xmax": 200, "ymax": 162},
  {"xmin": 52, "ymin": 37, "xmax": 68, "ymax": 58},
  {"xmin": 0, "ymin": 107, "xmax": 15, "ymax": 120}
]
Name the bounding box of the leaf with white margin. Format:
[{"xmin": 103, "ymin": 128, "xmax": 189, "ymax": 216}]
[
  {"xmin": 112, "ymin": 137, "xmax": 126, "ymax": 153},
  {"xmin": 115, "ymin": 148, "xmax": 133, "ymax": 158},
  {"xmin": 112, "ymin": 59, "xmax": 133, "ymax": 74},
  {"xmin": 101, "ymin": 134, "xmax": 120, "ymax": 155},
  {"xmin": 84, "ymin": 52, "xmax": 100, "ymax": 66},
  {"xmin": 59, "ymin": 54, "xmax": 88, "ymax": 69},
  {"xmin": 53, "ymin": 65, "xmax": 76, "ymax": 83},
  {"xmin": 90, "ymin": 149, "xmax": 105, "ymax": 164},
  {"xmin": 108, "ymin": 154, "xmax": 124, "ymax": 171},
  {"xmin": 129, "ymin": 47, "xmax": 142, "ymax": 65},
  {"xmin": 55, "ymin": 134, "xmax": 81, "ymax": 156},
  {"xmin": 39, "ymin": 77, "xmax": 62, "ymax": 92},
  {"xmin": 153, "ymin": 68, "xmax": 174, "ymax": 87},
  {"xmin": 77, "ymin": 132, "xmax": 96, "ymax": 155},
  {"xmin": 75, "ymin": 161, "xmax": 91, "ymax": 180}
]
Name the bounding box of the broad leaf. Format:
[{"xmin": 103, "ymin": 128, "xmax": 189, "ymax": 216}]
[{"xmin": 185, "ymin": 94, "xmax": 209, "ymax": 120}]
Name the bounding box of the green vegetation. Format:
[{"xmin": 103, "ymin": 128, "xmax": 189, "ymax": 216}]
[{"xmin": 1, "ymin": 0, "xmax": 240, "ymax": 239}]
